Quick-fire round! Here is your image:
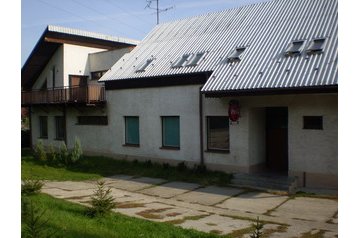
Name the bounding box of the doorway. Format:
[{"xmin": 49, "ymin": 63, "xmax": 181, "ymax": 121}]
[
  {"xmin": 69, "ymin": 75, "xmax": 88, "ymax": 102},
  {"xmin": 265, "ymin": 107, "xmax": 288, "ymax": 173}
]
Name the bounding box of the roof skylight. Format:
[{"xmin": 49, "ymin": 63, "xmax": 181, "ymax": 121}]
[
  {"xmin": 306, "ymin": 38, "xmax": 326, "ymax": 54},
  {"xmin": 285, "ymin": 40, "xmax": 304, "ymax": 56},
  {"xmin": 135, "ymin": 58, "xmax": 153, "ymax": 72},
  {"xmin": 186, "ymin": 52, "xmax": 205, "ymax": 67},
  {"xmin": 227, "ymin": 47, "xmax": 246, "ymax": 62},
  {"xmin": 172, "ymin": 54, "xmax": 192, "ymax": 68}
]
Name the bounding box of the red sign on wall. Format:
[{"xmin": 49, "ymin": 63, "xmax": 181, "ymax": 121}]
[{"xmin": 228, "ymin": 100, "xmax": 240, "ymax": 122}]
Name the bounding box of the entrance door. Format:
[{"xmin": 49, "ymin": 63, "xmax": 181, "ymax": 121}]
[
  {"xmin": 69, "ymin": 75, "xmax": 88, "ymax": 102},
  {"xmin": 266, "ymin": 107, "xmax": 288, "ymax": 173}
]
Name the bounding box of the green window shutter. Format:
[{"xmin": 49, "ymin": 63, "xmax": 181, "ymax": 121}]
[
  {"xmin": 162, "ymin": 117, "xmax": 180, "ymax": 147},
  {"xmin": 125, "ymin": 117, "xmax": 139, "ymax": 145}
]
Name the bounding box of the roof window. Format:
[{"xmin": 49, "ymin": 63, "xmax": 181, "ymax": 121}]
[
  {"xmin": 227, "ymin": 47, "xmax": 246, "ymax": 62},
  {"xmin": 172, "ymin": 54, "xmax": 192, "ymax": 68},
  {"xmin": 135, "ymin": 58, "xmax": 153, "ymax": 72},
  {"xmin": 285, "ymin": 40, "xmax": 304, "ymax": 56},
  {"xmin": 186, "ymin": 52, "xmax": 205, "ymax": 67},
  {"xmin": 306, "ymin": 38, "xmax": 326, "ymax": 55}
]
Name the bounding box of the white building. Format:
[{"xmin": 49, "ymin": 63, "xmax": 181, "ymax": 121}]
[{"xmin": 22, "ymin": 0, "xmax": 338, "ymax": 190}]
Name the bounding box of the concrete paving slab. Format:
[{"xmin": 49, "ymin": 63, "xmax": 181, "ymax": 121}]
[
  {"xmin": 42, "ymin": 187, "xmax": 94, "ymax": 199},
  {"xmin": 270, "ymin": 197, "xmax": 338, "ymax": 222},
  {"xmin": 216, "ymin": 192, "xmax": 289, "ymax": 214},
  {"xmin": 114, "ymin": 202, "xmax": 175, "ymax": 220},
  {"xmin": 44, "ymin": 181, "xmax": 97, "ymax": 191},
  {"xmin": 140, "ymin": 181, "xmax": 201, "ymax": 198},
  {"xmin": 107, "ymin": 176, "xmax": 166, "ymax": 192},
  {"xmin": 175, "ymin": 186, "xmax": 244, "ymax": 206},
  {"xmin": 178, "ymin": 214, "xmax": 252, "ymax": 235}
]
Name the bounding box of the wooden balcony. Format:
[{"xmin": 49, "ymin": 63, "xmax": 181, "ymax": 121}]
[{"xmin": 21, "ymin": 85, "xmax": 106, "ymax": 106}]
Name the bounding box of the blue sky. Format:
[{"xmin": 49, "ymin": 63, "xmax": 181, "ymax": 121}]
[{"xmin": 21, "ymin": 0, "xmax": 267, "ymax": 66}]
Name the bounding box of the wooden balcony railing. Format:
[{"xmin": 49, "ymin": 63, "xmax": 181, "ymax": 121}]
[{"xmin": 21, "ymin": 85, "xmax": 106, "ymax": 106}]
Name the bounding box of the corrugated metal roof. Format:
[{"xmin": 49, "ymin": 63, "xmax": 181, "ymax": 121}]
[
  {"xmin": 48, "ymin": 25, "xmax": 140, "ymax": 46},
  {"xmin": 99, "ymin": 0, "xmax": 338, "ymax": 93}
]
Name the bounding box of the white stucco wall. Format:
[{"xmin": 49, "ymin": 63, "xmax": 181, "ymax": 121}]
[
  {"xmin": 89, "ymin": 48, "xmax": 133, "ymax": 73},
  {"xmin": 63, "ymin": 44, "xmax": 105, "ymax": 86},
  {"xmin": 32, "ymin": 45, "xmax": 64, "ymax": 90},
  {"xmin": 103, "ymin": 85, "xmax": 202, "ymax": 163}
]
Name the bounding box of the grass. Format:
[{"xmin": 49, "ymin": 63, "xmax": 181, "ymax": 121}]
[
  {"xmin": 22, "ymin": 193, "xmax": 222, "ymax": 238},
  {"xmin": 21, "ymin": 148, "xmax": 232, "ymax": 186}
]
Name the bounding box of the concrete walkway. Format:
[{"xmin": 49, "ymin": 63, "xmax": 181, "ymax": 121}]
[{"xmin": 42, "ymin": 175, "xmax": 338, "ymax": 237}]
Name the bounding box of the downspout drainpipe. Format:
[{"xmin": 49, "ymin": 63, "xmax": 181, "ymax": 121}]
[
  {"xmin": 63, "ymin": 104, "xmax": 67, "ymax": 146},
  {"xmin": 199, "ymin": 86, "xmax": 204, "ymax": 166},
  {"xmin": 29, "ymin": 106, "xmax": 32, "ymax": 148}
]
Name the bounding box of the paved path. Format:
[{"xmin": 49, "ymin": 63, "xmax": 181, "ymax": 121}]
[{"xmin": 42, "ymin": 175, "xmax": 338, "ymax": 237}]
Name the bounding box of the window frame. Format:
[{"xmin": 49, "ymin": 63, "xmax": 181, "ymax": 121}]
[
  {"xmin": 124, "ymin": 116, "xmax": 140, "ymax": 146},
  {"xmin": 172, "ymin": 54, "xmax": 192, "ymax": 68},
  {"xmin": 135, "ymin": 59, "xmax": 153, "ymax": 72},
  {"xmin": 206, "ymin": 116, "xmax": 230, "ymax": 153},
  {"xmin": 306, "ymin": 38, "xmax": 326, "ymax": 55},
  {"xmin": 77, "ymin": 116, "xmax": 108, "ymax": 125},
  {"xmin": 39, "ymin": 116, "xmax": 48, "ymax": 139},
  {"xmin": 55, "ymin": 116, "xmax": 65, "ymax": 140},
  {"xmin": 161, "ymin": 116, "xmax": 180, "ymax": 149},
  {"xmin": 186, "ymin": 52, "xmax": 205, "ymax": 67},
  {"xmin": 285, "ymin": 40, "xmax": 305, "ymax": 56},
  {"xmin": 303, "ymin": 116, "xmax": 323, "ymax": 130},
  {"xmin": 227, "ymin": 47, "xmax": 246, "ymax": 63}
]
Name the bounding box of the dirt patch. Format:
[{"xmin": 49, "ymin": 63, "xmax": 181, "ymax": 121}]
[
  {"xmin": 166, "ymin": 215, "xmax": 209, "ymax": 225},
  {"xmin": 136, "ymin": 208, "xmax": 172, "ymax": 220},
  {"xmin": 116, "ymin": 202, "xmax": 146, "ymax": 209},
  {"xmin": 210, "ymin": 230, "xmax": 222, "ymax": 235}
]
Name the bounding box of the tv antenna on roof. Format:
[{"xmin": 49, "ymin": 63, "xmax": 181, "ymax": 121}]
[{"xmin": 145, "ymin": 0, "xmax": 174, "ymax": 25}]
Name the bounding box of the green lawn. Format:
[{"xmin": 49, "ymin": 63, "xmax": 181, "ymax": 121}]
[
  {"xmin": 22, "ymin": 149, "xmax": 232, "ymax": 186},
  {"xmin": 22, "ymin": 194, "xmax": 222, "ymax": 238}
]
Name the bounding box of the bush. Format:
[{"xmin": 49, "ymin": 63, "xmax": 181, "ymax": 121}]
[
  {"xmin": 22, "ymin": 180, "xmax": 44, "ymax": 195},
  {"xmin": 21, "ymin": 198, "xmax": 55, "ymax": 238},
  {"xmin": 176, "ymin": 161, "xmax": 187, "ymax": 171},
  {"xmin": 69, "ymin": 138, "xmax": 83, "ymax": 164},
  {"xmin": 34, "ymin": 140, "xmax": 47, "ymax": 162},
  {"xmin": 250, "ymin": 217, "xmax": 264, "ymax": 238},
  {"xmin": 162, "ymin": 163, "xmax": 170, "ymax": 169},
  {"xmin": 59, "ymin": 142, "xmax": 69, "ymax": 165},
  {"xmin": 87, "ymin": 180, "xmax": 115, "ymax": 217},
  {"xmin": 144, "ymin": 160, "xmax": 152, "ymax": 168},
  {"xmin": 194, "ymin": 164, "xmax": 207, "ymax": 173},
  {"xmin": 47, "ymin": 144, "xmax": 58, "ymax": 164}
]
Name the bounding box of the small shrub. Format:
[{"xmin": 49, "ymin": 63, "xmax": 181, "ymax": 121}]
[
  {"xmin": 87, "ymin": 180, "xmax": 115, "ymax": 217},
  {"xmin": 162, "ymin": 163, "xmax": 170, "ymax": 169},
  {"xmin": 34, "ymin": 140, "xmax": 47, "ymax": 162},
  {"xmin": 22, "ymin": 199, "xmax": 54, "ymax": 238},
  {"xmin": 59, "ymin": 142, "xmax": 69, "ymax": 165},
  {"xmin": 69, "ymin": 138, "xmax": 83, "ymax": 164},
  {"xmin": 22, "ymin": 180, "xmax": 44, "ymax": 195},
  {"xmin": 144, "ymin": 160, "xmax": 152, "ymax": 168},
  {"xmin": 176, "ymin": 161, "xmax": 187, "ymax": 171},
  {"xmin": 194, "ymin": 164, "xmax": 207, "ymax": 173},
  {"xmin": 47, "ymin": 144, "xmax": 58, "ymax": 164},
  {"xmin": 132, "ymin": 159, "xmax": 139, "ymax": 164},
  {"xmin": 250, "ymin": 217, "xmax": 264, "ymax": 238}
]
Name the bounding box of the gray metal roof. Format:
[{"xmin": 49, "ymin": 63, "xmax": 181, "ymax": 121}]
[
  {"xmin": 48, "ymin": 25, "xmax": 140, "ymax": 46},
  {"xmin": 99, "ymin": 0, "xmax": 338, "ymax": 93}
]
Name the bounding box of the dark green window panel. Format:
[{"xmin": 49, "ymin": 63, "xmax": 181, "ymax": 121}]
[
  {"xmin": 125, "ymin": 117, "xmax": 139, "ymax": 145},
  {"xmin": 207, "ymin": 116, "xmax": 229, "ymax": 151},
  {"xmin": 162, "ymin": 116, "xmax": 180, "ymax": 148}
]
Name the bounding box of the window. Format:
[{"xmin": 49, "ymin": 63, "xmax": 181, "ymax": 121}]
[
  {"xmin": 162, "ymin": 116, "xmax": 180, "ymax": 148},
  {"xmin": 306, "ymin": 38, "xmax": 325, "ymax": 54},
  {"xmin": 77, "ymin": 116, "xmax": 108, "ymax": 125},
  {"xmin": 207, "ymin": 116, "xmax": 230, "ymax": 151},
  {"xmin": 136, "ymin": 59, "xmax": 153, "ymax": 72},
  {"xmin": 172, "ymin": 54, "xmax": 191, "ymax": 68},
  {"xmin": 55, "ymin": 116, "xmax": 65, "ymax": 140},
  {"xmin": 285, "ymin": 40, "xmax": 304, "ymax": 56},
  {"xmin": 125, "ymin": 116, "xmax": 139, "ymax": 145},
  {"xmin": 227, "ymin": 47, "xmax": 246, "ymax": 62},
  {"xmin": 91, "ymin": 70, "xmax": 107, "ymax": 80},
  {"xmin": 186, "ymin": 52, "xmax": 205, "ymax": 67},
  {"xmin": 303, "ymin": 116, "xmax": 323, "ymax": 130},
  {"xmin": 39, "ymin": 116, "xmax": 48, "ymax": 138}
]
